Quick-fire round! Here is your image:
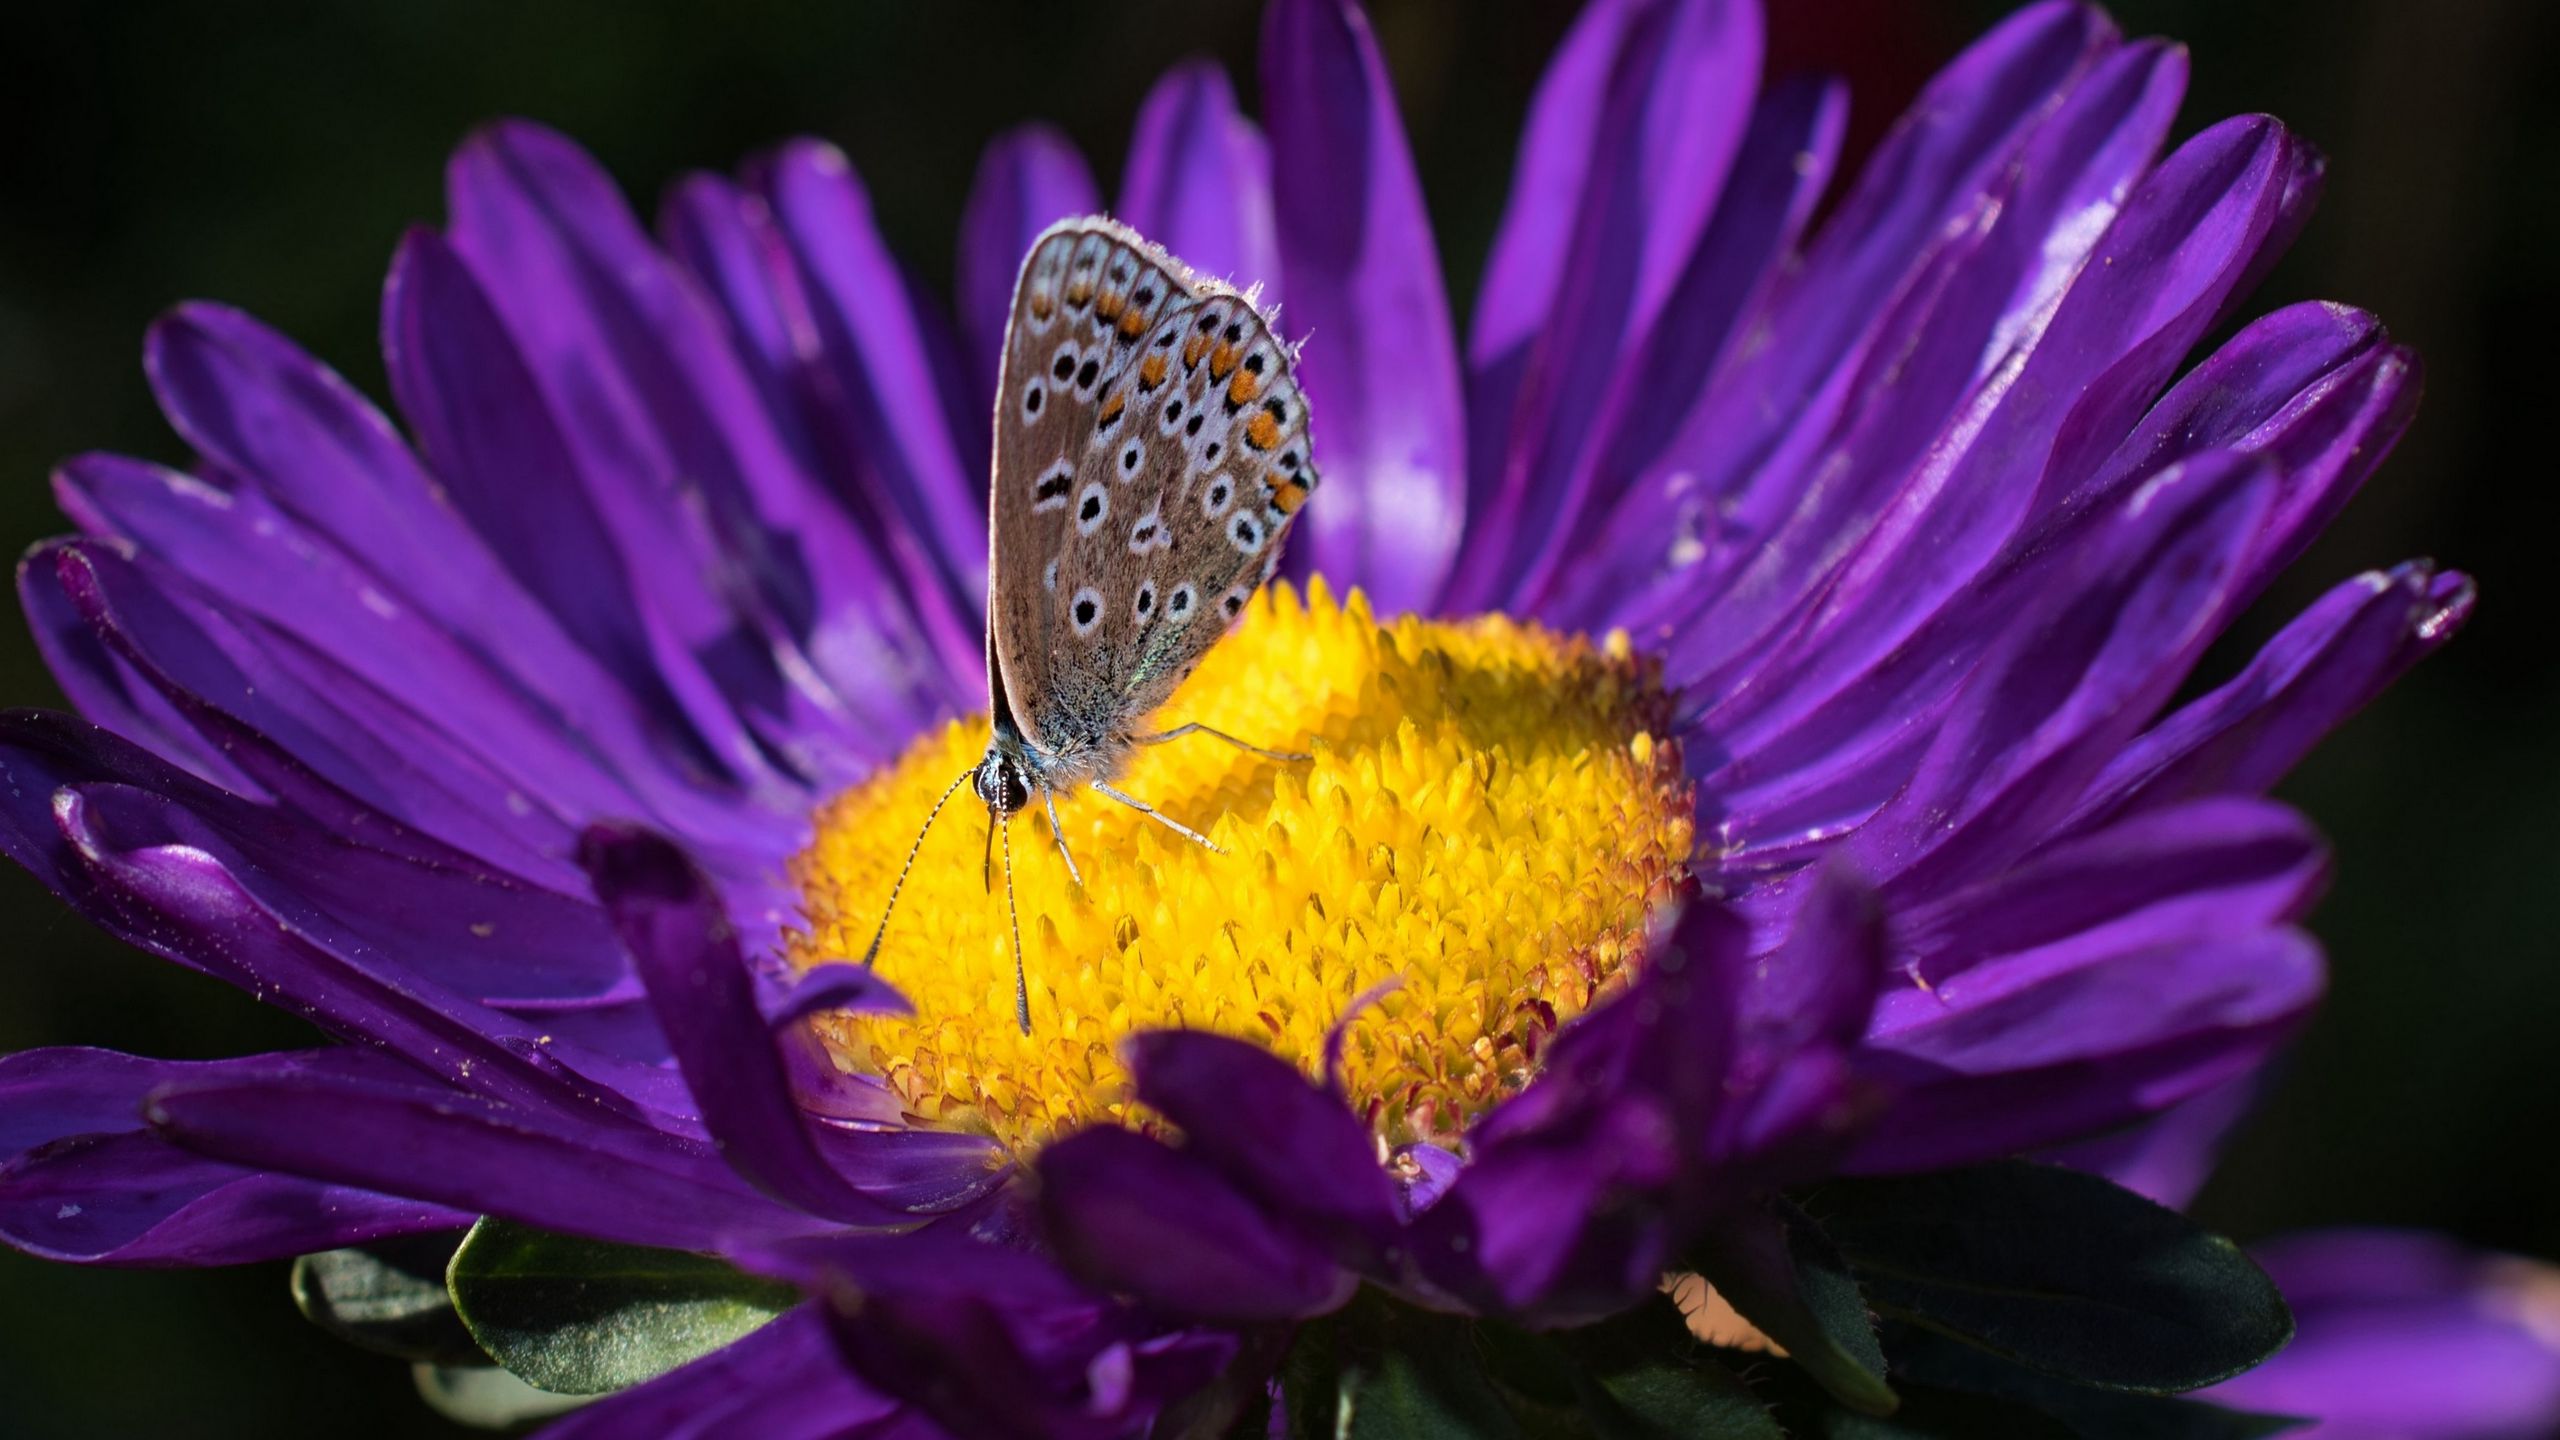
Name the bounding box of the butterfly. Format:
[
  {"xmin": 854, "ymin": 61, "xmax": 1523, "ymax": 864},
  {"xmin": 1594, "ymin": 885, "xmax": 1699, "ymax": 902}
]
[{"xmin": 864, "ymin": 218, "xmax": 1322, "ymax": 1032}]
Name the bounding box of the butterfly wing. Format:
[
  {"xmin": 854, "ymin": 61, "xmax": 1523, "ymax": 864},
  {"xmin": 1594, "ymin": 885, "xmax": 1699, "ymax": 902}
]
[{"xmin": 989, "ymin": 219, "xmax": 1320, "ymax": 760}]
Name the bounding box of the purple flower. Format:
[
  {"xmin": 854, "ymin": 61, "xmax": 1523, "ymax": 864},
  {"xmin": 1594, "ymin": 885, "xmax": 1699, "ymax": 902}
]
[
  {"xmin": 0, "ymin": 0, "xmax": 2518, "ymax": 1434},
  {"xmin": 2208, "ymin": 1232, "xmax": 2560, "ymax": 1440}
]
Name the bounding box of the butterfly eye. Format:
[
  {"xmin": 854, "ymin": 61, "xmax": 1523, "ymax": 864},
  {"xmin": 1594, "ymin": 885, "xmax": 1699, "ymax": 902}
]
[
  {"xmin": 1076, "ymin": 482, "xmax": 1110, "ymax": 535},
  {"xmin": 1075, "ymin": 358, "xmax": 1101, "ymax": 392},
  {"xmin": 1051, "ymin": 347, "xmax": 1077, "ymax": 382},
  {"xmin": 1230, "ymin": 514, "xmax": 1264, "ymax": 555},
  {"xmin": 1022, "ymin": 383, "xmax": 1045, "ymax": 419},
  {"xmin": 1203, "ymin": 477, "xmax": 1233, "ymax": 517},
  {"xmin": 1222, "ymin": 588, "xmax": 1248, "ymax": 617},
  {"xmin": 1135, "ymin": 581, "xmax": 1157, "ymax": 618},
  {"xmin": 1120, "ymin": 441, "xmax": 1144, "ymax": 476},
  {"xmin": 1069, "ymin": 586, "xmax": 1104, "ymax": 637},
  {"xmin": 1168, "ymin": 583, "xmax": 1195, "ymax": 616}
]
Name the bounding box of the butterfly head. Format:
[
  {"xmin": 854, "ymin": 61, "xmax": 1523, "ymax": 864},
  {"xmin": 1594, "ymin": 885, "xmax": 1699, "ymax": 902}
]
[{"xmin": 973, "ymin": 747, "xmax": 1034, "ymax": 819}]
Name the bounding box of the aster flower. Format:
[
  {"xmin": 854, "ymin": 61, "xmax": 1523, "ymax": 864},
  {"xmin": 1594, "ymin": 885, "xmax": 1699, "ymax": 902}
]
[{"xmin": 0, "ymin": 0, "xmax": 2534, "ymax": 1436}]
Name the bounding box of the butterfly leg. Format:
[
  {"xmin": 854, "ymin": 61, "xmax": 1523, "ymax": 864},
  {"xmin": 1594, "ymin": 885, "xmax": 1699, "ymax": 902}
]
[
  {"xmin": 1091, "ymin": 781, "xmax": 1227, "ymax": 855},
  {"xmin": 1134, "ymin": 722, "xmax": 1310, "ymax": 763},
  {"xmin": 1040, "ymin": 785, "xmax": 1085, "ymax": 887}
]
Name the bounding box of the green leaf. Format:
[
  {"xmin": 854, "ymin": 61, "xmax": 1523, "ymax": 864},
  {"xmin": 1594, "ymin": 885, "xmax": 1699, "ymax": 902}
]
[
  {"xmin": 1687, "ymin": 1199, "xmax": 1898, "ymax": 1415},
  {"xmin": 444, "ymin": 1217, "xmax": 799, "ymax": 1395},
  {"xmin": 1776, "ymin": 1381, "xmax": 2078, "ymax": 1439},
  {"xmin": 1883, "ymin": 1326, "xmax": 2314, "ymax": 1439},
  {"xmin": 412, "ymin": 1361, "xmax": 592, "ymax": 1430},
  {"xmin": 1286, "ymin": 1292, "xmax": 1780, "ymax": 1440},
  {"xmin": 1556, "ymin": 1297, "xmax": 1784, "ymax": 1440},
  {"xmin": 1805, "ymin": 1162, "xmax": 2293, "ymax": 1393},
  {"xmin": 1286, "ymin": 1290, "xmax": 1523, "ymax": 1440},
  {"xmin": 291, "ymin": 1235, "xmax": 484, "ymax": 1364}
]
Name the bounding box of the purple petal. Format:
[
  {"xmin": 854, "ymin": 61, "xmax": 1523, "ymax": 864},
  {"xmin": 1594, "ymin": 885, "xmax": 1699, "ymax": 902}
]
[
  {"xmin": 2066, "ymin": 300, "xmax": 2415, "ymax": 602},
  {"xmin": 1686, "ymin": 113, "xmax": 2313, "ymax": 746},
  {"xmin": 139, "ymin": 303, "xmax": 819, "ymax": 853},
  {"xmin": 1, "ymin": 1046, "xmax": 403, "ymax": 1157},
  {"xmin": 755, "ymin": 140, "xmax": 990, "ymax": 642},
  {"xmin": 143, "ymin": 1061, "xmax": 819, "ymax": 1251},
  {"xmin": 748, "ymin": 1226, "xmax": 1237, "ymax": 1440},
  {"xmin": 579, "ymin": 822, "xmax": 934, "ymax": 1225},
  {"xmin": 1416, "ymin": 1096, "xmax": 1684, "ymax": 1320},
  {"xmin": 1741, "ymin": 858, "xmax": 1889, "ymax": 1067},
  {"xmin": 1039, "ymin": 1125, "xmax": 1354, "ymax": 1323},
  {"xmin": 0, "ymin": 705, "xmax": 654, "ymax": 1044},
  {"xmin": 2208, "ymin": 1232, "xmax": 2560, "ymax": 1439},
  {"xmin": 1261, "ymin": 0, "xmax": 1465, "ymax": 611},
  {"xmin": 1575, "ymin": 32, "xmax": 2187, "ymax": 662},
  {"xmin": 2044, "ymin": 1068, "xmax": 2262, "ymax": 1209},
  {"xmin": 1898, "ymin": 797, "xmax": 2330, "ymax": 990},
  {"xmin": 17, "ymin": 752, "xmax": 632, "ymax": 1117},
  {"xmin": 35, "ymin": 537, "xmax": 579, "ymax": 882},
  {"xmin": 1846, "ymin": 452, "xmax": 2277, "ymax": 898},
  {"xmin": 441, "ymin": 121, "xmax": 896, "ymax": 774},
  {"xmin": 1556, "ymin": 1, "xmax": 2116, "ymax": 632},
  {"xmin": 1120, "ymin": 61, "xmax": 1280, "ymax": 304},
  {"xmin": 536, "ymin": 1306, "xmax": 900, "ymax": 1440},
  {"xmin": 0, "ymin": 1045, "xmax": 473, "ymax": 1267},
  {"xmin": 2071, "ymin": 562, "xmax": 2472, "ymax": 831},
  {"xmin": 1849, "ymin": 928, "xmax": 2322, "ymax": 1173},
  {"xmin": 1448, "ymin": 0, "xmax": 1764, "ymax": 611},
  {"xmin": 769, "ymin": 962, "xmax": 912, "ymax": 1025},
  {"xmin": 1466, "ymin": 0, "xmax": 1645, "ymax": 375},
  {"xmin": 1554, "ymin": 73, "xmax": 1848, "ymax": 576},
  {"xmin": 1421, "ymin": 901, "xmax": 1748, "ymax": 1319},
  {"xmin": 16, "ymin": 545, "xmax": 254, "ymax": 795},
  {"xmin": 57, "ymin": 454, "xmax": 646, "ymax": 850},
  {"xmin": 383, "ymin": 227, "xmax": 782, "ymax": 801},
  {"xmin": 2, "ymin": 1129, "xmax": 467, "ymax": 1268},
  {"xmin": 957, "ymin": 124, "xmax": 1102, "ymax": 401},
  {"xmin": 445, "ymin": 120, "xmax": 875, "ymax": 696},
  {"xmin": 658, "ymin": 172, "xmax": 983, "ymax": 721},
  {"xmin": 1121, "ymin": 1030, "xmax": 1399, "ymax": 1247}
]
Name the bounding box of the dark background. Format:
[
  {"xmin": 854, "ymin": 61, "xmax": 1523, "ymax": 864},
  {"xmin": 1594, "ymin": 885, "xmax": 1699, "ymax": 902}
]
[{"xmin": 2, "ymin": 2, "xmax": 2551, "ymax": 1434}]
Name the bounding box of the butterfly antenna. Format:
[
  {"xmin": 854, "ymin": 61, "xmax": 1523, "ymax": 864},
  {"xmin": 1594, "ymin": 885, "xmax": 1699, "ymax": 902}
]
[
  {"xmin": 861, "ymin": 766, "xmax": 976, "ymax": 966},
  {"xmin": 1001, "ymin": 804, "xmax": 1030, "ymax": 1035}
]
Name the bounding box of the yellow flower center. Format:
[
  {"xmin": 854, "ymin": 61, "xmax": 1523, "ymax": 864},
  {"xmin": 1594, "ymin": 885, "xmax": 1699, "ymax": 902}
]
[{"xmin": 787, "ymin": 580, "xmax": 1693, "ymax": 1155}]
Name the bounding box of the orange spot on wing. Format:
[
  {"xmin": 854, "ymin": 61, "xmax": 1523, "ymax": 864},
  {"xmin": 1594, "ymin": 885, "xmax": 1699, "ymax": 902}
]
[
  {"xmin": 1098, "ymin": 392, "xmax": 1126, "ymax": 425},
  {"xmin": 1184, "ymin": 336, "xmax": 1211, "ymax": 368},
  {"xmin": 1209, "ymin": 343, "xmax": 1239, "ymax": 381},
  {"xmin": 1119, "ymin": 307, "xmax": 1149, "ymax": 338},
  {"xmin": 1139, "ymin": 355, "xmax": 1168, "ymax": 390},
  {"xmin": 1095, "ymin": 292, "xmax": 1125, "ymax": 322},
  {"xmin": 1029, "ymin": 294, "xmax": 1055, "ymax": 321},
  {"xmin": 1065, "ymin": 281, "xmax": 1094, "ymax": 308},
  {"xmin": 1245, "ymin": 410, "xmax": 1282, "ymax": 451},
  {"xmin": 1272, "ymin": 480, "xmax": 1309, "ymax": 514},
  {"xmin": 1226, "ymin": 370, "xmax": 1262, "ymax": 407}
]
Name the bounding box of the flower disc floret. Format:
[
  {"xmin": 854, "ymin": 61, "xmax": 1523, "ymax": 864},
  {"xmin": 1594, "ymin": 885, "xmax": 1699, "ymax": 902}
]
[{"xmin": 791, "ymin": 580, "xmax": 1694, "ymax": 1152}]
